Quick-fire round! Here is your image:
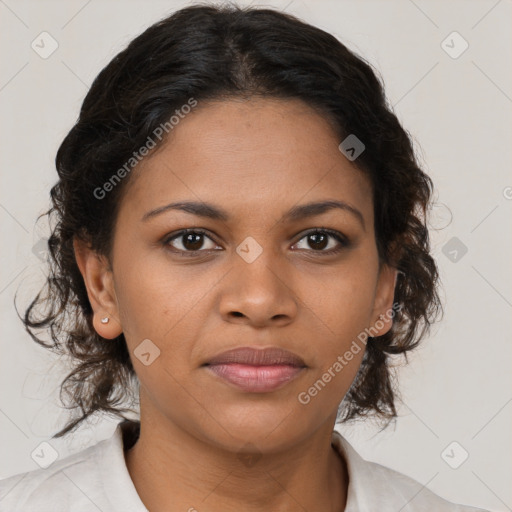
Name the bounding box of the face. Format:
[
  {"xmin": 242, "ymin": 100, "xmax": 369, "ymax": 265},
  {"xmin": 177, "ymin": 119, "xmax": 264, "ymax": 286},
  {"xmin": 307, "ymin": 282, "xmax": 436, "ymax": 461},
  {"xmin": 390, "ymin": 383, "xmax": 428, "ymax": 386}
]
[{"xmin": 75, "ymin": 97, "xmax": 396, "ymax": 453}]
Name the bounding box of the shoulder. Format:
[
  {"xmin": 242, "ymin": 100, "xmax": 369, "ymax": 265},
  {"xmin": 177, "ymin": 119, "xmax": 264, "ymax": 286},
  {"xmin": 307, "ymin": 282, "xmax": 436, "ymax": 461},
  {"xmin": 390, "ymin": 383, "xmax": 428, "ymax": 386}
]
[
  {"xmin": 0, "ymin": 421, "xmax": 146, "ymax": 512},
  {"xmin": 0, "ymin": 437, "xmax": 109, "ymax": 512},
  {"xmin": 331, "ymin": 431, "xmax": 490, "ymax": 512}
]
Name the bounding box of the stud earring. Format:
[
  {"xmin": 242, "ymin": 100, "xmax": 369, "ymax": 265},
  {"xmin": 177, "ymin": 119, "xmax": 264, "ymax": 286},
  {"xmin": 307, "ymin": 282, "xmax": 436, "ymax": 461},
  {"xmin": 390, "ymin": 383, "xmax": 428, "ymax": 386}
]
[
  {"xmin": 379, "ymin": 314, "xmax": 385, "ymax": 320},
  {"xmin": 101, "ymin": 317, "xmax": 110, "ymax": 324}
]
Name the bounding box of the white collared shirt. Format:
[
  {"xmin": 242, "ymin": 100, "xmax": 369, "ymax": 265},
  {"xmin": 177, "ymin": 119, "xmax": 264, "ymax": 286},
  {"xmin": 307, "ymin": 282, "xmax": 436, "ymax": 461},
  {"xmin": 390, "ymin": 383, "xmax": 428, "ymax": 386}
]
[{"xmin": 0, "ymin": 421, "xmax": 488, "ymax": 511}]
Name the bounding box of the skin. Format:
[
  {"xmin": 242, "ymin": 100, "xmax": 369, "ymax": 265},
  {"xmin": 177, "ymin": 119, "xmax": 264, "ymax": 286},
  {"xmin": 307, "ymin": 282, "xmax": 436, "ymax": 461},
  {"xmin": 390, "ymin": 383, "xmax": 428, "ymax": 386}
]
[{"xmin": 74, "ymin": 97, "xmax": 397, "ymax": 512}]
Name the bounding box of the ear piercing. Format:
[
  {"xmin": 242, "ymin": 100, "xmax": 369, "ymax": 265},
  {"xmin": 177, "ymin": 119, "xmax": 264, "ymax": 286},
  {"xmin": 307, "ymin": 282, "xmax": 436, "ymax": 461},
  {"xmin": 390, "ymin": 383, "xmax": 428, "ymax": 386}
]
[
  {"xmin": 101, "ymin": 316, "xmax": 110, "ymax": 324},
  {"xmin": 379, "ymin": 314, "xmax": 385, "ymax": 320}
]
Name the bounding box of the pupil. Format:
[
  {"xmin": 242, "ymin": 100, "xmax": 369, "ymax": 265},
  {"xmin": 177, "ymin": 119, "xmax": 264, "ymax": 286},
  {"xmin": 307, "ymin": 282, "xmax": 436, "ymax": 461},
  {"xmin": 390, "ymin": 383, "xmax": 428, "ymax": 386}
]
[
  {"xmin": 310, "ymin": 232, "xmax": 328, "ymax": 250},
  {"xmin": 184, "ymin": 233, "xmax": 203, "ymax": 251}
]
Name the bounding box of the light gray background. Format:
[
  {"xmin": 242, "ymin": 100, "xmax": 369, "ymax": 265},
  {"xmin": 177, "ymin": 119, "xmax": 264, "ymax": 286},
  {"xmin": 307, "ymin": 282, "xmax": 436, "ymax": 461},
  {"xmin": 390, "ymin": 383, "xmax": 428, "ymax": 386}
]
[{"xmin": 1, "ymin": 1, "xmax": 511, "ymax": 511}]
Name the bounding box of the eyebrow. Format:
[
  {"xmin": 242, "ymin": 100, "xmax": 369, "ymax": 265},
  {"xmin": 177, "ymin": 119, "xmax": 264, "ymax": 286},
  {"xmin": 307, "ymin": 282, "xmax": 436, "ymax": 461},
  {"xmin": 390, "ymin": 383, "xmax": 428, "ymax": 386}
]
[{"xmin": 141, "ymin": 199, "xmax": 366, "ymax": 230}]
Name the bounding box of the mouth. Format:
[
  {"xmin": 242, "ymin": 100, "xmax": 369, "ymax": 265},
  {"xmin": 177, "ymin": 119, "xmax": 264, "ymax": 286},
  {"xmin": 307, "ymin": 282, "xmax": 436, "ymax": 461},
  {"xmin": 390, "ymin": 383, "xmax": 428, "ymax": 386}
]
[{"xmin": 202, "ymin": 346, "xmax": 307, "ymax": 393}]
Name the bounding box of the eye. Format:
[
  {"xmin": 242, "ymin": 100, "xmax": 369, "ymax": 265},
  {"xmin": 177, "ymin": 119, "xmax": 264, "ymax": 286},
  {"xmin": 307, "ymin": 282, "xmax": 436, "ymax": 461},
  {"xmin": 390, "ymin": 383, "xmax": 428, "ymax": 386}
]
[
  {"xmin": 293, "ymin": 228, "xmax": 349, "ymax": 254},
  {"xmin": 163, "ymin": 227, "xmax": 350, "ymax": 257},
  {"xmin": 163, "ymin": 229, "xmax": 220, "ymax": 255}
]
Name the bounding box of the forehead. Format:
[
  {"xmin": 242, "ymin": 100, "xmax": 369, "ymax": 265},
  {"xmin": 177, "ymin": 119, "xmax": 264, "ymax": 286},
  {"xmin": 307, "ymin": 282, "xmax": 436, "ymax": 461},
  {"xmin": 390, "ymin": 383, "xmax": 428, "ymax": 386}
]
[{"xmin": 118, "ymin": 97, "xmax": 373, "ymax": 227}]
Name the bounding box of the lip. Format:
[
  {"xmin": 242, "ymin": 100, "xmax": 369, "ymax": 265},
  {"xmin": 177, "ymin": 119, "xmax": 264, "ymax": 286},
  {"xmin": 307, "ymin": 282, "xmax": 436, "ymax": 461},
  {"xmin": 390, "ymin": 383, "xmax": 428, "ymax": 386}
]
[{"xmin": 203, "ymin": 347, "xmax": 306, "ymax": 393}]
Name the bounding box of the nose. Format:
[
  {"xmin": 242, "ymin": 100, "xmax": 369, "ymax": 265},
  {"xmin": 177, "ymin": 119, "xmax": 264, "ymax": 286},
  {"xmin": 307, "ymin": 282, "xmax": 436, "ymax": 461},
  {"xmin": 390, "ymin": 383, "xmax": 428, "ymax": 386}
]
[{"xmin": 218, "ymin": 251, "xmax": 298, "ymax": 328}]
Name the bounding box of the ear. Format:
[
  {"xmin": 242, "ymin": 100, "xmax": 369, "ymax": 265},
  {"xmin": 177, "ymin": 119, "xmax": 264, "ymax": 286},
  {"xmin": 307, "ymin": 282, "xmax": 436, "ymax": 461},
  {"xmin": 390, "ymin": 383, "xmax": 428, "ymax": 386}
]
[
  {"xmin": 73, "ymin": 236, "xmax": 122, "ymax": 339},
  {"xmin": 369, "ymin": 263, "xmax": 399, "ymax": 337}
]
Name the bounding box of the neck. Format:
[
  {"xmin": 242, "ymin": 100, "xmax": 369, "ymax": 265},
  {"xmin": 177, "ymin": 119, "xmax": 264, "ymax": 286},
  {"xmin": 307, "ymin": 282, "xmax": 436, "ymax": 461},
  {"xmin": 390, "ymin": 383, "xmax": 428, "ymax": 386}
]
[{"xmin": 124, "ymin": 413, "xmax": 347, "ymax": 512}]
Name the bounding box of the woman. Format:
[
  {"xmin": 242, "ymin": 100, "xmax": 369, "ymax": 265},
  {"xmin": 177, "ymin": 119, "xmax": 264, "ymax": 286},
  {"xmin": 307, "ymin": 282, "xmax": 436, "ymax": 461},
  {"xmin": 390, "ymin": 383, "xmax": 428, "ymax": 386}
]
[{"xmin": 0, "ymin": 4, "xmax": 488, "ymax": 511}]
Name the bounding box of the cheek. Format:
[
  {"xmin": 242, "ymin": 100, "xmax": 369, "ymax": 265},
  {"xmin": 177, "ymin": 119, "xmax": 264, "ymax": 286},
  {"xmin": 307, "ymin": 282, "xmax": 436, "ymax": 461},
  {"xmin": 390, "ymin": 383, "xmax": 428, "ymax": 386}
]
[
  {"xmin": 294, "ymin": 276, "xmax": 371, "ymax": 414},
  {"xmin": 298, "ymin": 254, "xmax": 378, "ymax": 384},
  {"xmin": 305, "ymin": 259, "xmax": 378, "ymax": 337},
  {"xmin": 112, "ymin": 250, "xmax": 220, "ymax": 361},
  {"xmin": 306, "ymin": 287, "xmax": 369, "ymax": 382},
  {"xmin": 111, "ymin": 249, "xmax": 178, "ymax": 343}
]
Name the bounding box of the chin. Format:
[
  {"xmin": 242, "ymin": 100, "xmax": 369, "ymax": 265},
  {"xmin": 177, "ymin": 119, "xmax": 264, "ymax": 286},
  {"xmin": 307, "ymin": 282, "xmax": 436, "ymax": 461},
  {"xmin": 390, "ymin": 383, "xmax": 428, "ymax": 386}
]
[{"xmin": 198, "ymin": 402, "xmax": 317, "ymax": 452}]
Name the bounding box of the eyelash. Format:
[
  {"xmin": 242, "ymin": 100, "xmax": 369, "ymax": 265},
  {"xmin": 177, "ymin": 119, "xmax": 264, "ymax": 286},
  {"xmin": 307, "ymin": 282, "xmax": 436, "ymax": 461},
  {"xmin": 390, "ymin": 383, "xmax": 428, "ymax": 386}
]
[{"xmin": 162, "ymin": 227, "xmax": 350, "ymax": 257}]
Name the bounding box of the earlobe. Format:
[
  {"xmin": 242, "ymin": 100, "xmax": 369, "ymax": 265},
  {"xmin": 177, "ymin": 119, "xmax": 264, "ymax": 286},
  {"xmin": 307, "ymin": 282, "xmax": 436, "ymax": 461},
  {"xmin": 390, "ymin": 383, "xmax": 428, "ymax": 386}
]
[
  {"xmin": 73, "ymin": 237, "xmax": 123, "ymax": 339},
  {"xmin": 91, "ymin": 311, "xmax": 122, "ymax": 340}
]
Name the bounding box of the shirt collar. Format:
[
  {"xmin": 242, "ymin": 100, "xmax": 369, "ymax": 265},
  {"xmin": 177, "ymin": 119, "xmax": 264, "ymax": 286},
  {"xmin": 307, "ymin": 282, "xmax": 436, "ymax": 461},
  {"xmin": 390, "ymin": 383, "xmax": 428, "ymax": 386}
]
[{"xmin": 112, "ymin": 421, "xmax": 401, "ymax": 511}]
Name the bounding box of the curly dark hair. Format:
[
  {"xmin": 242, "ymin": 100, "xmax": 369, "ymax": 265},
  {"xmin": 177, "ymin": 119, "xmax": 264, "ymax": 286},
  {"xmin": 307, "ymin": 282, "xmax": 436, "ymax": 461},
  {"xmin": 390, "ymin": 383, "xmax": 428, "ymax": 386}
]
[{"xmin": 18, "ymin": 2, "xmax": 442, "ymax": 439}]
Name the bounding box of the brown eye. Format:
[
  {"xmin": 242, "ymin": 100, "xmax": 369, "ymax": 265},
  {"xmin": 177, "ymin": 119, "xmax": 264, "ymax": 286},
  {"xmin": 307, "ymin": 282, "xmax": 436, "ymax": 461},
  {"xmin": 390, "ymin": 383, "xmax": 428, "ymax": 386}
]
[
  {"xmin": 306, "ymin": 232, "xmax": 329, "ymax": 250},
  {"xmin": 293, "ymin": 229, "xmax": 349, "ymax": 254},
  {"xmin": 165, "ymin": 229, "xmax": 220, "ymax": 253}
]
